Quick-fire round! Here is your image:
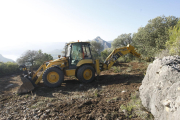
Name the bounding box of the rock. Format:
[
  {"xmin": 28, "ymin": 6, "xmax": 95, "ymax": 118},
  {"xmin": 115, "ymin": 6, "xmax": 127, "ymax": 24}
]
[
  {"xmin": 121, "ymin": 90, "xmax": 126, "ymax": 93},
  {"xmin": 139, "ymin": 56, "xmax": 180, "ymax": 120},
  {"xmin": 118, "ymin": 108, "xmax": 122, "ymax": 113},
  {"xmin": 54, "ymin": 116, "xmax": 59, "ymax": 119},
  {"xmin": 40, "ymin": 113, "xmax": 47, "ymax": 119},
  {"xmin": 6, "ymin": 109, "xmax": 10, "ymax": 114},
  {"xmin": 122, "ymin": 109, "xmax": 128, "ymax": 116},
  {"xmin": 45, "ymin": 109, "xmax": 50, "ymax": 113},
  {"xmin": 20, "ymin": 101, "xmax": 26, "ymax": 105},
  {"xmin": 37, "ymin": 113, "xmax": 42, "ymax": 117},
  {"xmin": 33, "ymin": 115, "xmax": 39, "ymax": 120},
  {"xmin": 46, "ymin": 103, "xmax": 53, "ymax": 107}
]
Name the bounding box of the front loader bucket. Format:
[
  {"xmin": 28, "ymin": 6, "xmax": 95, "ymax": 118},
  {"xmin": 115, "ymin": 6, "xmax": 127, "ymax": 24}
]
[{"xmin": 17, "ymin": 75, "xmax": 36, "ymax": 94}]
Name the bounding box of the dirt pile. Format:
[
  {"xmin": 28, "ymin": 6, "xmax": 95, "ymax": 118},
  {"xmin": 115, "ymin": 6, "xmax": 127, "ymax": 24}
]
[{"xmin": 139, "ymin": 56, "xmax": 180, "ymax": 120}]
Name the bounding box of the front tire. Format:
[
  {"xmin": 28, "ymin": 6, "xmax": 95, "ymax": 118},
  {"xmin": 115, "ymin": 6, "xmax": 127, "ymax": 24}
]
[
  {"xmin": 42, "ymin": 67, "xmax": 64, "ymax": 87},
  {"xmin": 77, "ymin": 65, "xmax": 95, "ymax": 83}
]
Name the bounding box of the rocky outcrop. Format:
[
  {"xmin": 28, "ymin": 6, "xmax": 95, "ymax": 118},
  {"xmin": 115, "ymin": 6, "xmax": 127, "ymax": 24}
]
[
  {"xmin": 139, "ymin": 56, "xmax": 180, "ymax": 120},
  {"xmin": 92, "ymin": 36, "xmax": 111, "ymax": 50}
]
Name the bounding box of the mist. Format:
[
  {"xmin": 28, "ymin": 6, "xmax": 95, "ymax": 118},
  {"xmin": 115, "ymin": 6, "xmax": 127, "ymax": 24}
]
[{"xmin": 1, "ymin": 42, "xmax": 66, "ymax": 61}]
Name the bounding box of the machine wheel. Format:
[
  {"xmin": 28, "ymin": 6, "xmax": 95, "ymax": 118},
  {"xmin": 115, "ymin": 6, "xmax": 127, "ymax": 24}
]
[
  {"xmin": 77, "ymin": 65, "xmax": 95, "ymax": 83},
  {"xmin": 42, "ymin": 67, "xmax": 64, "ymax": 87}
]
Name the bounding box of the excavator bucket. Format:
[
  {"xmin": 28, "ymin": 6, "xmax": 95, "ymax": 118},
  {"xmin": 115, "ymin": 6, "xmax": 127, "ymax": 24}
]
[{"xmin": 17, "ymin": 75, "xmax": 36, "ymax": 94}]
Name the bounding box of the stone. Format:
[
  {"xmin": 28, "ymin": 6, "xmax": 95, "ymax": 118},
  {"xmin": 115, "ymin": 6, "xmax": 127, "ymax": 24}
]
[
  {"xmin": 46, "ymin": 103, "xmax": 53, "ymax": 107},
  {"xmin": 45, "ymin": 109, "xmax": 50, "ymax": 113},
  {"xmin": 139, "ymin": 56, "xmax": 180, "ymax": 120},
  {"xmin": 6, "ymin": 109, "xmax": 10, "ymax": 114}
]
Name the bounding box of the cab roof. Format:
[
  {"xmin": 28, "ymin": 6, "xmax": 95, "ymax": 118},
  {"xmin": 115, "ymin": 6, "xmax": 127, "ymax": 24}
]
[{"xmin": 66, "ymin": 41, "xmax": 90, "ymax": 45}]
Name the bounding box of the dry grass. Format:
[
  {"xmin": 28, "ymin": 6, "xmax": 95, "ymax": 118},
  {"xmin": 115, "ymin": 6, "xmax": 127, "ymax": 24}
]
[{"xmin": 120, "ymin": 91, "xmax": 154, "ymax": 119}]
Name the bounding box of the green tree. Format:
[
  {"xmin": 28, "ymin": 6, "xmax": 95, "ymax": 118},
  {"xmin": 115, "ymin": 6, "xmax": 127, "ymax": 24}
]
[
  {"xmin": 17, "ymin": 50, "xmax": 53, "ymax": 68},
  {"xmin": 112, "ymin": 33, "xmax": 132, "ymax": 49},
  {"xmin": 90, "ymin": 41, "xmax": 104, "ymax": 59},
  {"xmin": 133, "ymin": 15, "xmax": 179, "ymax": 58},
  {"xmin": 166, "ymin": 20, "xmax": 180, "ymax": 55},
  {"xmin": 35, "ymin": 50, "xmax": 53, "ymax": 67},
  {"xmin": 17, "ymin": 50, "xmax": 42, "ymax": 66},
  {"xmin": 111, "ymin": 33, "xmax": 135, "ymax": 62},
  {"xmin": 100, "ymin": 48, "xmax": 112, "ymax": 61}
]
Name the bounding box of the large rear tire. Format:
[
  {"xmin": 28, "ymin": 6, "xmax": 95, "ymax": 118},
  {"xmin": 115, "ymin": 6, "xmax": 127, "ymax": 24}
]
[
  {"xmin": 77, "ymin": 65, "xmax": 95, "ymax": 83},
  {"xmin": 42, "ymin": 67, "xmax": 64, "ymax": 87}
]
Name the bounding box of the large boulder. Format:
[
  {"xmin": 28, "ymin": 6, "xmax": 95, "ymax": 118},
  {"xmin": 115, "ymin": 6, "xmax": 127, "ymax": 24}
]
[{"xmin": 139, "ymin": 56, "xmax": 180, "ymax": 120}]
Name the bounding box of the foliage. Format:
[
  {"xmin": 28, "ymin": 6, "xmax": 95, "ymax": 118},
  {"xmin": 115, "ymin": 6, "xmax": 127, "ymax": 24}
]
[
  {"xmin": 0, "ymin": 62, "xmax": 20, "ymax": 77},
  {"xmin": 17, "ymin": 50, "xmax": 42, "ymax": 66},
  {"xmin": 34, "ymin": 51, "xmax": 53, "ymax": 69},
  {"xmin": 155, "ymin": 49, "xmax": 171, "ymax": 58},
  {"xmin": 100, "ymin": 48, "xmax": 112, "ymax": 61},
  {"xmin": 90, "ymin": 41, "xmax": 104, "ymax": 60},
  {"xmin": 112, "ymin": 33, "xmax": 132, "ymax": 49},
  {"xmin": 133, "ymin": 15, "xmax": 179, "ymax": 59},
  {"xmin": 16, "ymin": 50, "xmax": 53, "ymax": 69},
  {"xmin": 116, "ymin": 56, "xmax": 134, "ymax": 63},
  {"xmin": 166, "ymin": 20, "xmax": 180, "ymax": 55},
  {"xmin": 112, "ymin": 66, "xmax": 122, "ymax": 73},
  {"xmin": 111, "ymin": 33, "xmax": 136, "ymax": 62}
]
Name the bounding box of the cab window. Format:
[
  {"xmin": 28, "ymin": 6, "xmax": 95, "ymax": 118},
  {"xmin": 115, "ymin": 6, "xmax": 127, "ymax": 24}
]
[
  {"xmin": 70, "ymin": 43, "xmax": 83, "ymax": 65},
  {"xmin": 82, "ymin": 44, "xmax": 92, "ymax": 59}
]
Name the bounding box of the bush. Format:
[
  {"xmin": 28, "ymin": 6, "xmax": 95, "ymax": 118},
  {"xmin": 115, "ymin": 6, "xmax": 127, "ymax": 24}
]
[
  {"xmin": 100, "ymin": 48, "xmax": 113, "ymax": 62},
  {"xmin": 117, "ymin": 56, "xmax": 134, "ymax": 63},
  {"xmin": 155, "ymin": 49, "xmax": 171, "ymax": 58},
  {"xmin": 166, "ymin": 20, "xmax": 180, "ymax": 55},
  {"xmin": 112, "ymin": 66, "xmax": 122, "ymax": 73},
  {"xmin": 0, "ymin": 62, "xmax": 21, "ymax": 77}
]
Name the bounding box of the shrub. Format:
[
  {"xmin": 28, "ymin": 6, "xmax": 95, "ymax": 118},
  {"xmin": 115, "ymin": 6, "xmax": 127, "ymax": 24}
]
[{"xmin": 0, "ymin": 62, "xmax": 20, "ymax": 77}]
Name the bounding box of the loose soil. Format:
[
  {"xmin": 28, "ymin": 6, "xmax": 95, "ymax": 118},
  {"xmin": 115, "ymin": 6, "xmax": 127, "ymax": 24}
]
[{"xmin": 0, "ymin": 61, "xmax": 149, "ymax": 120}]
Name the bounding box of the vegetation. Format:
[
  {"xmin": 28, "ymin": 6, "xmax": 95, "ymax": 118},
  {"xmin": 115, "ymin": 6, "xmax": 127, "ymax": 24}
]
[
  {"xmin": 112, "ymin": 66, "xmax": 122, "ymax": 73},
  {"xmin": 112, "ymin": 33, "xmax": 133, "ymax": 49},
  {"xmin": 16, "ymin": 50, "xmax": 53, "ymax": 69},
  {"xmin": 100, "ymin": 48, "xmax": 112, "ymax": 61},
  {"xmin": 0, "ymin": 62, "xmax": 20, "ymax": 77},
  {"xmin": 90, "ymin": 40, "xmax": 104, "ymax": 60},
  {"xmin": 132, "ymin": 16, "xmax": 179, "ymax": 59},
  {"xmin": 102, "ymin": 15, "xmax": 179, "ymax": 62},
  {"xmin": 120, "ymin": 91, "xmax": 154, "ymax": 119},
  {"xmin": 166, "ymin": 20, "xmax": 180, "ymax": 55}
]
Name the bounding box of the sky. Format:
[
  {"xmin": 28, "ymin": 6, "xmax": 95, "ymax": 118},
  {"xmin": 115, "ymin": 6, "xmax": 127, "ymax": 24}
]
[{"xmin": 0, "ymin": 0, "xmax": 180, "ymax": 61}]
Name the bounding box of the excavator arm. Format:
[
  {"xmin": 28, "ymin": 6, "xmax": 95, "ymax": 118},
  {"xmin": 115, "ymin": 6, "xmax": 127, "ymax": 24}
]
[{"xmin": 95, "ymin": 44, "xmax": 141, "ymax": 75}]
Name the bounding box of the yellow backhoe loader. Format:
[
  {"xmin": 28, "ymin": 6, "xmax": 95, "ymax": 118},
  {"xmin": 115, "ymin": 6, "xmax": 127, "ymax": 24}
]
[{"xmin": 18, "ymin": 42, "xmax": 141, "ymax": 94}]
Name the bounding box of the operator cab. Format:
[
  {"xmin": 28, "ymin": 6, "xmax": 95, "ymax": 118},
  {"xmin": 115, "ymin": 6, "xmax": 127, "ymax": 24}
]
[{"xmin": 64, "ymin": 42, "xmax": 92, "ymax": 68}]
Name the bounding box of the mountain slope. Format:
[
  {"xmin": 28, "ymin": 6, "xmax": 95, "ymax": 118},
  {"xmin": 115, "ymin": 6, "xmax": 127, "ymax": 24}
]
[
  {"xmin": 0, "ymin": 54, "xmax": 14, "ymax": 62},
  {"xmin": 92, "ymin": 36, "xmax": 111, "ymax": 50}
]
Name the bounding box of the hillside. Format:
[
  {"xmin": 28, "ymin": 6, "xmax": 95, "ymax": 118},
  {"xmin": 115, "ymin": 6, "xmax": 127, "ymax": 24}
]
[
  {"xmin": 92, "ymin": 36, "xmax": 111, "ymax": 50},
  {"xmin": 0, "ymin": 54, "xmax": 14, "ymax": 63}
]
